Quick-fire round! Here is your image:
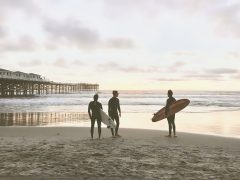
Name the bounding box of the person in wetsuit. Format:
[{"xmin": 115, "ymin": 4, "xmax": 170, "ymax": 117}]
[
  {"xmin": 88, "ymin": 94, "xmax": 102, "ymax": 139},
  {"xmin": 165, "ymin": 90, "xmax": 177, "ymax": 137},
  {"xmin": 108, "ymin": 90, "xmax": 121, "ymax": 137}
]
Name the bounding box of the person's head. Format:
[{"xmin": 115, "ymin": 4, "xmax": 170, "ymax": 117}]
[
  {"xmin": 168, "ymin": 90, "xmax": 173, "ymax": 97},
  {"xmin": 93, "ymin": 94, "xmax": 98, "ymax": 101},
  {"xmin": 112, "ymin": 90, "xmax": 119, "ymax": 97}
]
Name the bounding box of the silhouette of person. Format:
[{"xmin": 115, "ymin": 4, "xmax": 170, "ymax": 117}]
[
  {"xmin": 165, "ymin": 90, "xmax": 177, "ymax": 137},
  {"xmin": 108, "ymin": 90, "xmax": 121, "ymax": 137},
  {"xmin": 88, "ymin": 94, "xmax": 102, "ymax": 139}
]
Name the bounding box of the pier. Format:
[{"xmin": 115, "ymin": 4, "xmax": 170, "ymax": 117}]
[{"xmin": 0, "ymin": 69, "xmax": 99, "ymax": 97}]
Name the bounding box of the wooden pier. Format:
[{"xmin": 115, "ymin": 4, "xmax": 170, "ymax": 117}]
[{"xmin": 0, "ymin": 69, "xmax": 99, "ymax": 97}]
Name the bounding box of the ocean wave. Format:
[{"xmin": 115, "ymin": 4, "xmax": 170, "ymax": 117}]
[{"xmin": 1, "ymin": 91, "xmax": 240, "ymax": 113}]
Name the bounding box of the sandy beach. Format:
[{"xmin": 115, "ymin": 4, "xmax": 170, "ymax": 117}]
[{"xmin": 0, "ymin": 127, "xmax": 240, "ymax": 179}]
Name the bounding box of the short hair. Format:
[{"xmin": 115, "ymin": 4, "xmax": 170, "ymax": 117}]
[
  {"xmin": 93, "ymin": 94, "xmax": 98, "ymax": 100},
  {"xmin": 168, "ymin": 90, "xmax": 173, "ymax": 96},
  {"xmin": 112, "ymin": 90, "xmax": 118, "ymax": 95}
]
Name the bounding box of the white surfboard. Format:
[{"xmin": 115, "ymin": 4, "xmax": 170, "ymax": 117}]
[{"xmin": 100, "ymin": 109, "xmax": 116, "ymax": 129}]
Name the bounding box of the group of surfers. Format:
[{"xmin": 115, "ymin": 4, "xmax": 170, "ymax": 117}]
[{"xmin": 88, "ymin": 90, "xmax": 177, "ymax": 139}]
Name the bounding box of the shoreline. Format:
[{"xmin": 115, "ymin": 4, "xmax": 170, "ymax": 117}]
[
  {"xmin": 1, "ymin": 126, "xmax": 240, "ymax": 140},
  {"xmin": 1, "ymin": 110, "xmax": 240, "ymax": 139},
  {"xmin": 1, "ymin": 126, "xmax": 240, "ymax": 147}
]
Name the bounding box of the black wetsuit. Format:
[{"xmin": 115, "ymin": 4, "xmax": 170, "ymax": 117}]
[
  {"xmin": 165, "ymin": 97, "xmax": 176, "ymax": 135},
  {"xmin": 108, "ymin": 97, "xmax": 121, "ymax": 135},
  {"xmin": 88, "ymin": 101, "xmax": 102, "ymax": 137}
]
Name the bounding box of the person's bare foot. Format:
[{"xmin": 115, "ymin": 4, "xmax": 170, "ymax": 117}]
[
  {"xmin": 115, "ymin": 134, "xmax": 121, "ymax": 137},
  {"xmin": 165, "ymin": 135, "xmax": 171, "ymax": 137},
  {"xmin": 174, "ymin": 135, "xmax": 177, "ymax": 138}
]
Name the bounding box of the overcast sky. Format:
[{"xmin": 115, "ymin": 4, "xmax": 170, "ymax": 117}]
[{"xmin": 0, "ymin": 0, "xmax": 240, "ymax": 90}]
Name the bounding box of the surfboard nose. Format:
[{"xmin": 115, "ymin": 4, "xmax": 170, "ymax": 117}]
[{"xmin": 151, "ymin": 117, "xmax": 157, "ymax": 122}]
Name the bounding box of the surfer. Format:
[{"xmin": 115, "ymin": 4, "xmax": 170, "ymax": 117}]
[
  {"xmin": 88, "ymin": 94, "xmax": 103, "ymax": 139},
  {"xmin": 165, "ymin": 90, "xmax": 177, "ymax": 137},
  {"xmin": 108, "ymin": 90, "xmax": 121, "ymax": 137}
]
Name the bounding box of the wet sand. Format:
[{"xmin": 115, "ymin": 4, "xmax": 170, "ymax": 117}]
[{"xmin": 0, "ymin": 127, "xmax": 240, "ymax": 179}]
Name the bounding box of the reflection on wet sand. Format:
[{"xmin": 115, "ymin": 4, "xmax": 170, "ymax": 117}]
[{"xmin": 0, "ymin": 112, "xmax": 89, "ymax": 126}]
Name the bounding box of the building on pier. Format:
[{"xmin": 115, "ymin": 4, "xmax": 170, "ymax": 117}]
[{"xmin": 0, "ymin": 69, "xmax": 48, "ymax": 82}]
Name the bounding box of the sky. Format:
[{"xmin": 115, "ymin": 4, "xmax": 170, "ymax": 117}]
[{"xmin": 0, "ymin": 0, "xmax": 240, "ymax": 91}]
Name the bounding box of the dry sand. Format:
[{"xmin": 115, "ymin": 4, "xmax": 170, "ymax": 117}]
[{"xmin": 0, "ymin": 127, "xmax": 240, "ymax": 179}]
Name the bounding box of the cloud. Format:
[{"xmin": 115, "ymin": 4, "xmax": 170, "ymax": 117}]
[
  {"xmin": 0, "ymin": 26, "xmax": 6, "ymax": 38},
  {"xmin": 52, "ymin": 59, "xmax": 87, "ymax": 68},
  {"xmin": 103, "ymin": 0, "xmax": 208, "ymax": 18},
  {"xmin": 184, "ymin": 73, "xmax": 224, "ymax": 81},
  {"xmin": 44, "ymin": 19, "xmax": 100, "ymax": 50},
  {"xmin": 103, "ymin": 0, "xmax": 176, "ymax": 20},
  {"xmin": 152, "ymin": 78, "xmax": 183, "ymax": 82},
  {"xmin": 72, "ymin": 60, "xmax": 86, "ymax": 66},
  {"xmin": 233, "ymin": 73, "xmax": 240, "ymax": 79},
  {"xmin": 97, "ymin": 62, "xmax": 160, "ymax": 73},
  {"xmin": 103, "ymin": 0, "xmax": 215, "ymax": 18},
  {"xmin": 104, "ymin": 0, "xmax": 240, "ymax": 39},
  {"xmin": 172, "ymin": 51, "xmax": 195, "ymax": 56},
  {"xmin": 105, "ymin": 38, "xmax": 135, "ymax": 49},
  {"xmin": 205, "ymin": 68, "xmax": 239, "ymax": 74},
  {"xmin": 119, "ymin": 66, "xmax": 151, "ymax": 73},
  {"xmin": 96, "ymin": 62, "xmax": 122, "ymax": 71},
  {"xmin": 53, "ymin": 58, "xmax": 68, "ymax": 68},
  {"xmin": 0, "ymin": 1, "xmax": 39, "ymax": 51},
  {"xmin": 167, "ymin": 61, "xmax": 186, "ymax": 72},
  {"xmin": 0, "ymin": 0, "xmax": 38, "ymax": 14},
  {"xmin": 227, "ymin": 51, "xmax": 240, "ymax": 58},
  {"xmin": 18, "ymin": 59, "xmax": 42, "ymax": 67},
  {"xmin": 158, "ymin": 0, "xmax": 222, "ymax": 12},
  {"xmin": 153, "ymin": 68, "xmax": 230, "ymax": 82},
  {"xmin": 213, "ymin": 3, "xmax": 240, "ymax": 38},
  {"xmin": 163, "ymin": 0, "xmax": 240, "ymax": 39},
  {"xmin": 0, "ymin": 36, "xmax": 37, "ymax": 52},
  {"xmin": 43, "ymin": 18, "xmax": 136, "ymax": 50},
  {"xmin": 0, "ymin": 0, "xmax": 40, "ymax": 29},
  {"xmin": 183, "ymin": 68, "xmax": 240, "ymax": 81},
  {"xmin": 96, "ymin": 62, "xmax": 117, "ymax": 71},
  {"xmin": 44, "ymin": 42, "xmax": 58, "ymax": 51}
]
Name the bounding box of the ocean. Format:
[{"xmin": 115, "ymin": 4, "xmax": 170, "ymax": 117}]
[{"xmin": 0, "ymin": 90, "xmax": 240, "ymax": 138}]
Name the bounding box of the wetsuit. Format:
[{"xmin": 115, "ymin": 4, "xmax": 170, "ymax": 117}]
[
  {"xmin": 108, "ymin": 97, "xmax": 121, "ymax": 135},
  {"xmin": 165, "ymin": 97, "xmax": 176, "ymax": 136},
  {"xmin": 88, "ymin": 101, "xmax": 102, "ymax": 138}
]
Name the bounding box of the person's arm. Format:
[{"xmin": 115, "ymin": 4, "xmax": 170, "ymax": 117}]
[
  {"xmin": 108, "ymin": 100, "xmax": 111, "ymax": 116},
  {"xmin": 100, "ymin": 103, "xmax": 103, "ymax": 110},
  {"xmin": 117, "ymin": 99, "xmax": 121, "ymax": 117},
  {"xmin": 165, "ymin": 99, "xmax": 170, "ymax": 115},
  {"xmin": 88, "ymin": 102, "xmax": 92, "ymax": 119}
]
